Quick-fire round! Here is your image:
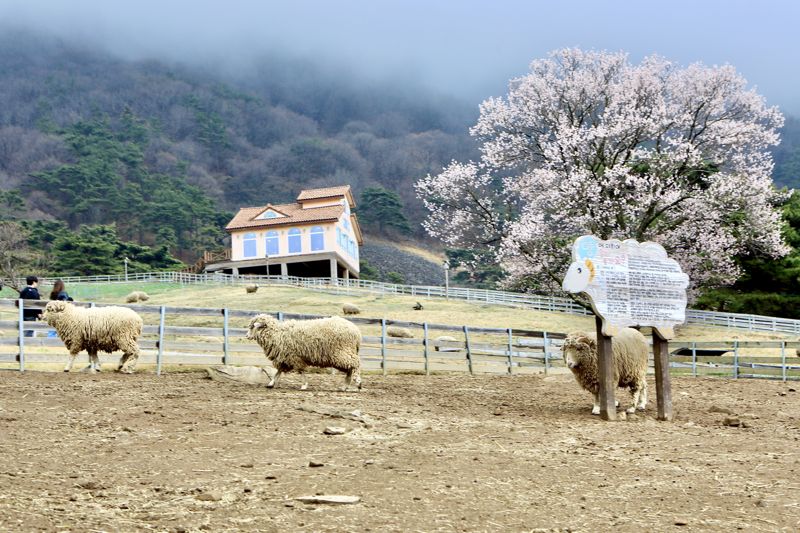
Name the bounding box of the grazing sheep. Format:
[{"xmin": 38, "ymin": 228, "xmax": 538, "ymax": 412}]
[
  {"xmin": 246, "ymin": 314, "xmax": 362, "ymax": 391},
  {"xmin": 387, "ymin": 326, "xmax": 414, "ymax": 338},
  {"xmin": 342, "ymin": 303, "xmax": 361, "ymax": 315},
  {"xmin": 245, "ymin": 284, "xmax": 259, "ymax": 294},
  {"xmin": 124, "ymin": 290, "xmax": 150, "ymax": 303},
  {"xmin": 562, "ymin": 327, "xmax": 648, "ymax": 415},
  {"xmin": 42, "ymin": 301, "xmax": 143, "ymax": 374}
]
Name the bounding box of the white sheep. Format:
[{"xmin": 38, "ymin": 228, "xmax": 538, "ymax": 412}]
[
  {"xmin": 387, "ymin": 325, "xmax": 414, "ymax": 338},
  {"xmin": 342, "ymin": 303, "xmax": 361, "ymax": 315},
  {"xmin": 42, "ymin": 301, "xmax": 144, "ymax": 373},
  {"xmin": 246, "ymin": 314, "xmax": 362, "ymax": 391},
  {"xmin": 245, "ymin": 284, "xmax": 259, "ymax": 294},
  {"xmin": 562, "ymin": 327, "xmax": 648, "ymax": 415},
  {"xmin": 124, "ymin": 290, "xmax": 150, "ymax": 303}
]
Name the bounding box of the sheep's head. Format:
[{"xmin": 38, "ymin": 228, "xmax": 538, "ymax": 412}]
[
  {"xmin": 246, "ymin": 314, "xmax": 278, "ymax": 340},
  {"xmin": 562, "ymin": 333, "xmax": 596, "ymax": 370},
  {"xmin": 42, "ymin": 300, "xmax": 71, "ymax": 325}
]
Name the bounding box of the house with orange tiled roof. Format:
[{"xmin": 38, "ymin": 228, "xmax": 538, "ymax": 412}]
[{"xmin": 204, "ymin": 185, "xmax": 363, "ymax": 279}]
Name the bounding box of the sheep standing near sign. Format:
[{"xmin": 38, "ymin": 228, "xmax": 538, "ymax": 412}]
[{"xmin": 562, "ymin": 327, "xmax": 649, "ymax": 415}]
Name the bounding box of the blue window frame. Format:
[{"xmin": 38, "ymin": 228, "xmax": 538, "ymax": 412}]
[
  {"xmin": 310, "ymin": 226, "xmax": 324, "ymax": 251},
  {"xmin": 288, "ymin": 228, "xmax": 302, "ymax": 253},
  {"xmin": 243, "ymin": 232, "xmax": 257, "ymax": 258},
  {"xmin": 265, "ymin": 230, "xmax": 279, "ymax": 256}
]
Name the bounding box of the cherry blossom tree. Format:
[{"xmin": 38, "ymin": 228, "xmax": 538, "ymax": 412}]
[{"xmin": 416, "ymin": 48, "xmax": 787, "ymax": 297}]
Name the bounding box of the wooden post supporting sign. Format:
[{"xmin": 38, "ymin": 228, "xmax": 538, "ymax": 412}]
[
  {"xmin": 652, "ymin": 329, "xmax": 673, "ymax": 421},
  {"xmin": 595, "ymin": 315, "xmax": 616, "ymax": 421}
]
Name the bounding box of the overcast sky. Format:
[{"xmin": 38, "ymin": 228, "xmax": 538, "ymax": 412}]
[{"xmin": 2, "ymin": 0, "xmax": 799, "ymax": 115}]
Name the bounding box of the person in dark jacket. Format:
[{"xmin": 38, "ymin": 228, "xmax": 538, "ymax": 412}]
[
  {"xmin": 19, "ymin": 275, "xmax": 41, "ymax": 337},
  {"xmin": 49, "ymin": 279, "xmax": 73, "ymax": 302}
]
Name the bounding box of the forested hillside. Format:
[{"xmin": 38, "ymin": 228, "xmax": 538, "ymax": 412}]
[
  {"xmin": 2, "ymin": 28, "xmax": 800, "ymax": 308},
  {"xmin": 0, "ymin": 29, "xmax": 476, "ymax": 263}
]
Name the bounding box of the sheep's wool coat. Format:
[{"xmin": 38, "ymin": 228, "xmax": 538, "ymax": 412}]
[
  {"xmin": 342, "ymin": 303, "xmax": 361, "ymax": 315},
  {"xmin": 387, "ymin": 326, "xmax": 414, "ymax": 338},
  {"xmin": 43, "ymin": 301, "xmax": 143, "ymax": 356},
  {"xmin": 562, "ymin": 327, "xmax": 648, "ymax": 395},
  {"xmin": 248, "ymin": 314, "xmax": 361, "ymax": 372}
]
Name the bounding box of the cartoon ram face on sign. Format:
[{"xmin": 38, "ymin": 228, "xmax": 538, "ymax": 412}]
[
  {"xmin": 562, "ymin": 258, "xmax": 596, "ymax": 293},
  {"xmin": 562, "ymin": 235, "xmax": 689, "ymax": 339}
]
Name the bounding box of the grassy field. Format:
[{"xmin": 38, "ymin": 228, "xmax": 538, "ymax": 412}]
[{"xmin": 2, "ymin": 280, "xmax": 795, "ymax": 343}]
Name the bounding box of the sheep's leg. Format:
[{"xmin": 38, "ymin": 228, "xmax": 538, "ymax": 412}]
[
  {"xmin": 591, "ymin": 393, "xmax": 600, "ymax": 415},
  {"xmin": 626, "ymin": 391, "xmax": 638, "ymax": 414},
  {"xmin": 91, "ymin": 352, "xmax": 101, "ymax": 372},
  {"xmin": 342, "ymin": 368, "xmax": 362, "ymax": 392},
  {"xmin": 299, "ymin": 371, "xmax": 308, "ymax": 391},
  {"xmin": 117, "ymin": 352, "xmax": 129, "ymax": 372},
  {"xmin": 267, "ymin": 370, "xmax": 282, "ymax": 389},
  {"xmin": 636, "ymin": 381, "xmax": 648, "ymax": 411},
  {"xmin": 85, "ymin": 350, "xmax": 99, "ymax": 373},
  {"xmin": 64, "ymin": 349, "xmax": 81, "ymax": 372}
]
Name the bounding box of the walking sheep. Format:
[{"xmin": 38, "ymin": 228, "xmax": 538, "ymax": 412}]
[
  {"xmin": 246, "ymin": 314, "xmax": 362, "ymax": 391},
  {"xmin": 42, "ymin": 301, "xmax": 143, "ymax": 373},
  {"xmin": 562, "ymin": 327, "xmax": 648, "ymax": 415}
]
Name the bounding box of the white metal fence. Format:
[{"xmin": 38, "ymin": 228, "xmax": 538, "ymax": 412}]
[{"xmin": 20, "ymin": 271, "xmax": 800, "ymax": 335}]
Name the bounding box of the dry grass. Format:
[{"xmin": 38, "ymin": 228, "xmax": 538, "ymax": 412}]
[
  {"xmin": 368, "ymin": 236, "xmax": 446, "ymax": 265},
  {"xmin": 71, "ymin": 282, "xmax": 796, "ymax": 343}
]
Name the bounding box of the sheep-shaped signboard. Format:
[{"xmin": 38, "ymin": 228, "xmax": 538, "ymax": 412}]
[{"xmin": 562, "ymin": 235, "xmax": 689, "ymax": 339}]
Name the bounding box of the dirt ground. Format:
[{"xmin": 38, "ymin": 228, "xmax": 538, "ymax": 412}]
[{"xmin": 1, "ymin": 369, "xmax": 799, "ymax": 532}]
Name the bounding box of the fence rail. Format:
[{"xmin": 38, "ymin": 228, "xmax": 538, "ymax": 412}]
[
  {"xmin": 2, "ymin": 298, "xmax": 800, "ymax": 382},
  {"xmin": 15, "ymin": 271, "xmax": 800, "ymax": 335}
]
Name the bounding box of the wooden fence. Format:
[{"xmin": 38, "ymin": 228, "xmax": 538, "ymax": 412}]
[
  {"xmin": 0, "ymin": 299, "xmax": 565, "ymax": 376},
  {"xmin": 2, "ymin": 298, "xmax": 800, "ymax": 381},
  {"xmin": 20, "ymin": 271, "xmax": 800, "ymax": 335}
]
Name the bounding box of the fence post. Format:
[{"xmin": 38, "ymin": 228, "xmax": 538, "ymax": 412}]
[
  {"xmin": 781, "ymin": 341, "xmax": 787, "ymax": 382},
  {"xmin": 156, "ymin": 305, "xmax": 166, "ymax": 376},
  {"xmin": 423, "ymin": 322, "xmax": 429, "ymax": 375},
  {"xmin": 691, "ymin": 341, "xmax": 697, "ymax": 378},
  {"xmin": 381, "ymin": 319, "xmax": 387, "ymax": 376},
  {"xmin": 542, "ymin": 331, "xmax": 549, "ymax": 375},
  {"xmin": 222, "ymin": 308, "xmax": 230, "ymax": 365},
  {"xmin": 463, "ymin": 325, "xmax": 473, "ymax": 375},
  {"xmin": 506, "ymin": 328, "xmax": 513, "ymax": 375},
  {"xmin": 733, "ymin": 340, "xmax": 739, "ymax": 379},
  {"xmin": 18, "ymin": 299, "xmax": 24, "ymax": 372}
]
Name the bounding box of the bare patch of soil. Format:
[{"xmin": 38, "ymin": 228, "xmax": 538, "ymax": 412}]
[{"xmin": 1, "ymin": 370, "xmax": 799, "ymax": 532}]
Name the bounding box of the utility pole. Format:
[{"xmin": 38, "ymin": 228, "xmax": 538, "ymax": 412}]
[{"xmin": 442, "ymin": 261, "xmax": 450, "ymax": 299}]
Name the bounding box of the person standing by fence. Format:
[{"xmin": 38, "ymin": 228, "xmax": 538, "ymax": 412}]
[
  {"xmin": 18, "ymin": 275, "xmax": 41, "ymax": 337},
  {"xmin": 49, "ymin": 279, "xmax": 73, "ymax": 302}
]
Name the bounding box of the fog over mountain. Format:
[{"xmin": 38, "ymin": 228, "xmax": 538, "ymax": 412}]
[{"xmin": 2, "ymin": 0, "xmax": 798, "ymax": 114}]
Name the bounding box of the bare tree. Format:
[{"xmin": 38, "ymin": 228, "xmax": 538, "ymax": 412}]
[{"xmin": 0, "ymin": 222, "xmax": 43, "ymax": 291}]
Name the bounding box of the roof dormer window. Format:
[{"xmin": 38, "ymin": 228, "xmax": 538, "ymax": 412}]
[{"xmin": 257, "ymin": 209, "xmax": 284, "ymax": 220}]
